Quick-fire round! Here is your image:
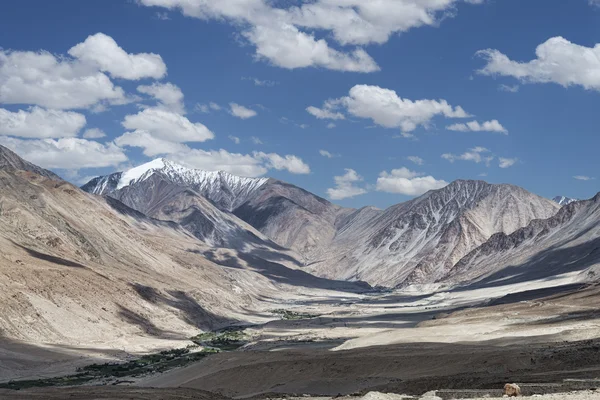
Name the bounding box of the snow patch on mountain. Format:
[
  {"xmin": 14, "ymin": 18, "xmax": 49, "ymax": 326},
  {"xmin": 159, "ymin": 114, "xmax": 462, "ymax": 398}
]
[
  {"xmin": 83, "ymin": 158, "xmax": 269, "ymax": 211},
  {"xmin": 553, "ymin": 196, "xmax": 578, "ymax": 206}
]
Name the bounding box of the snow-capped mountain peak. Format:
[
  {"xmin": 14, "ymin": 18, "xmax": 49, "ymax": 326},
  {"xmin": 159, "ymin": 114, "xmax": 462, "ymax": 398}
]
[
  {"xmin": 552, "ymin": 195, "xmax": 578, "ymax": 206},
  {"xmin": 82, "ymin": 158, "xmax": 269, "ymax": 211}
]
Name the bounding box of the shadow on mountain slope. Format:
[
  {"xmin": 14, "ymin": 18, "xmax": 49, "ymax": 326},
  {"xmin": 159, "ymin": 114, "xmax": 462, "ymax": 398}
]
[
  {"xmin": 14, "ymin": 243, "xmax": 88, "ymax": 269},
  {"xmin": 197, "ymin": 249, "xmax": 370, "ymax": 293},
  {"xmin": 130, "ymin": 283, "xmax": 237, "ymax": 332},
  {"xmin": 457, "ymin": 237, "xmax": 600, "ymax": 291}
]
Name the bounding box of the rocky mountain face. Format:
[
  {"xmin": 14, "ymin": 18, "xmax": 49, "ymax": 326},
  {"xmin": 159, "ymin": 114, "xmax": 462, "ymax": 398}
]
[
  {"xmin": 553, "ymin": 195, "xmax": 578, "ymax": 206},
  {"xmin": 82, "ymin": 159, "xmax": 348, "ymax": 256},
  {"xmin": 305, "ymin": 180, "xmax": 561, "ymax": 287},
  {"xmin": 82, "ymin": 159, "xmax": 282, "ymax": 249},
  {"xmin": 446, "ymin": 193, "xmax": 600, "ymax": 287},
  {"xmin": 0, "ymin": 145, "xmax": 61, "ymax": 180},
  {"xmin": 82, "ymin": 158, "xmax": 269, "ymax": 211},
  {"xmin": 233, "ymin": 179, "xmax": 351, "ymax": 258}
]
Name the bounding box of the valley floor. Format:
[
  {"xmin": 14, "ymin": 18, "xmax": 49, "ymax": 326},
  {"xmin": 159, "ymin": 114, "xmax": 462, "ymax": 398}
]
[{"xmin": 1, "ymin": 275, "xmax": 599, "ymax": 399}]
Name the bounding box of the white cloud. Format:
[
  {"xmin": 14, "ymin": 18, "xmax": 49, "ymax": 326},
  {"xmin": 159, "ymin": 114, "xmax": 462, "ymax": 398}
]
[
  {"xmin": 229, "ymin": 135, "xmax": 241, "ymax": 144},
  {"xmin": 245, "ymin": 23, "xmax": 379, "ymax": 72},
  {"xmin": 327, "ymin": 122, "xmax": 336, "ymax": 129},
  {"xmin": 254, "ymin": 152, "xmax": 311, "ymax": 174},
  {"xmin": 498, "ymin": 157, "xmax": 518, "ymax": 168},
  {"xmin": 243, "ymin": 77, "xmax": 277, "ymax": 87},
  {"xmin": 68, "ymin": 33, "xmax": 167, "ymax": 80},
  {"xmin": 326, "ymin": 169, "xmax": 367, "ymax": 200},
  {"xmin": 251, "ymin": 136, "xmax": 263, "ymax": 145},
  {"xmin": 306, "ymin": 105, "xmax": 345, "ymax": 120},
  {"xmin": 0, "ymin": 49, "xmax": 127, "ymax": 110},
  {"xmin": 164, "ymin": 148, "xmax": 310, "ymax": 177},
  {"xmin": 574, "ymin": 175, "xmax": 595, "ymax": 181},
  {"xmin": 169, "ymin": 148, "xmax": 268, "ymax": 177},
  {"xmin": 319, "ymin": 149, "xmax": 339, "ymax": 158},
  {"xmin": 122, "ymin": 108, "xmax": 214, "ymax": 143},
  {"xmin": 376, "ymin": 167, "xmax": 448, "ymax": 196},
  {"xmin": 446, "ymin": 120, "xmax": 507, "ymax": 134},
  {"xmin": 498, "ymin": 84, "xmax": 519, "ymax": 93},
  {"xmin": 0, "ymin": 107, "xmax": 86, "ymax": 138},
  {"xmin": 0, "ymin": 33, "xmax": 161, "ymax": 111},
  {"xmin": 82, "ymin": 128, "xmax": 106, "ymax": 139},
  {"xmin": 138, "ymin": 0, "xmax": 483, "ymax": 72},
  {"xmin": 137, "ymin": 82, "xmax": 185, "ymax": 114},
  {"xmin": 0, "ymin": 137, "xmax": 127, "ymax": 169},
  {"xmin": 407, "ymin": 156, "xmax": 424, "ymax": 166},
  {"xmin": 477, "ymin": 37, "xmax": 600, "ymax": 91},
  {"xmin": 314, "ymin": 85, "xmax": 469, "ymax": 133},
  {"xmin": 442, "ymin": 147, "xmax": 494, "ymax": 165},
  {"xmin": 590, "ymin": 0, "xmax": 600, "ymax": 7},
  {"xmin": 114, "ymin": 130, "xmax": 189, "ymax": 156},
  {"xmin": 229, "ymin": 103, "xmax": 257, "ymax": 119}
]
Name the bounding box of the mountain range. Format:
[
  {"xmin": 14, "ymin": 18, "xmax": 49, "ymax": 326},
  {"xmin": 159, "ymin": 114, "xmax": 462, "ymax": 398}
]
[
  {"xmin": 1, "ymin": 145, "xmax": 599, "ymax": 380},
  {"xmin": 81, "ymin": 158, "xmax": 589, "ymax": 289}
]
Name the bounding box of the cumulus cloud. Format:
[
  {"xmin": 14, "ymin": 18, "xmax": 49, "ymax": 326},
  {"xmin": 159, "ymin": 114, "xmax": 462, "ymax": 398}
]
[
  {"xmin": 376, "ymin": 167, "xmax": 448, "ymax": 196},
  {"xmin": 574, "ymin": 175, "xmax": 595, "ymax": 181},
  {"xmin": 229, "ymin": 135, "xmax": 241, "ymax": 144},
  {"xmin": 229, "ymin": 103, "xmax": 257, "ymax": 119},
  {"xmin": 138, "ymin": 0, "xmax": 483, "ymax": 72},
  {"xmin": 137, "ymin": 82, "xmax": 185, "ymax": 114},
  {"xmin": 195, "ymin": 102, "xmax": 222, "ymax": 113},
  {"xmin": 442, "ymin": 147, "xmax": 494, "ymax": 165},
  {"xmin": 165, "ymin": 148, "xmax": 310, "ymax": 177},
  {"xmin": 326, "ymin": 169, "xmax": 367, "ymax": 200},
  {"xmin": 0, "ymin": 32, "xmax": 165, "ymax": 110},
  {"xmin": 319, "ymin": 149, "xmax": 339, "ymax": 158},
  {"xmin": 254, "ymin": 152, "xmax": 311, "ymax": 174},
  {"xmin": 122, "ymin": 108, "xmax": 214, "ymax": 143},
  {"xmin": 311, "ymin": 85, "xmax": 470, "ymax": 133},
  {"xmin": 306, "ymin": 105, "xmax": 345, "ymax": 120},
  {"xmin": 0, "ymin": 136, "xmax": 127, "ymax": 169},
  {"xmin": 82, "ymin": 128, "xmax": 106, "ymax": 139},
  {"xmin": 68, "ymin": 33, "xmax": 166, "ymax": 80},
  {"xmin": 114, "ymin": 130, "xmax": 189, "ymax": 156},
  {"xmin": 446, "ymin": 120, "xmax": 507, "ymax": 134},
  {"xmin": 244, "ymin": 23, "xmax": 379, "ymax": 72},
  {"xmin": 169, "ymin": 148, "xmax": 269, "ymax": 177},
  {"xmin": 477, "ymin": 37, "xmax": 600, "ymax": 91},
  {"xmin": 327, "ymin": 122, "xmax": 336, "ymax": 129},
  {"xmin": 251, "ymin": 136, "xmax": 263, "ymax": 145},
  {"xmin": 0, "ymin": 49, "xmax": 127, "ymax": 110},
  {"xmin": 407, "ymin": 156, "xmax": 424, "ymax": 166},
  {"xmin": 498, "ymin": 84, "xmax": 519, "ymax": 93},
  {"xmin": 0, "ymin": 107, "xmax": 86, "ymax": 138},
  {"xmin": 243, "ymin": 77, "xmax": 278, "ymax": 87},
  {"xmin": 498, "ymin": 157, "xmax": 518, "ymax": 168}
]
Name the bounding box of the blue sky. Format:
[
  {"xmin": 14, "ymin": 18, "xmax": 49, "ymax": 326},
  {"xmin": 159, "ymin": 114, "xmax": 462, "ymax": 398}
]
[{"xmin": 0, "ymin": 0, "xmax": 598, "ymax": 208}]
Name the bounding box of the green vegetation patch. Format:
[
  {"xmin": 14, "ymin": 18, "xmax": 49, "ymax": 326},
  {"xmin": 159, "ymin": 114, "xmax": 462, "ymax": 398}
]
[
  {"xmin": 0, "ymin": 347, "xmax": 218, "ymax": 390},
  {"xmin": 271, "ymin": 309, "xmax": 320, "ymax": 320},
  {"xmin": 190, "ymin": 327, "xmax": 248, "ymax": 351}
]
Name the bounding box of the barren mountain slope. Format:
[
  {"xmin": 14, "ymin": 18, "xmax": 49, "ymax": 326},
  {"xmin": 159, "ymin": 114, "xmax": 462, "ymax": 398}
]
[
  {"xmin": 307, "ymin": 180, "xmax": 560, "ymax": 287},
  {"xmin": 0, "ymin": 145, "xmax": 61, "ymax": 180},
  {"xmin": 0, "ymin": 152, "xmax": 366, "ymax": 380},
  {"xmin": 83, "ymin": 160, "xmax": 351, "ymax": 256},
  {"xmin": 233, "ymin": 179, "xmax": 352, "ymax": 257},
  {"xmin": 446, "ymin": 192, "xmax": 600, "ymax": 286}
]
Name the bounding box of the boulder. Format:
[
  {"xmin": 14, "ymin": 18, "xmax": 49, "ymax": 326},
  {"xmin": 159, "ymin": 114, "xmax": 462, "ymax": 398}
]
[{"xmin": 504, "ymin": 383, "xmax": 521, "ymax": 397}]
